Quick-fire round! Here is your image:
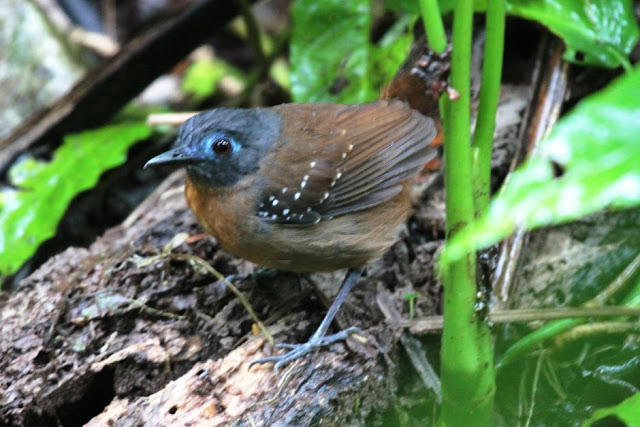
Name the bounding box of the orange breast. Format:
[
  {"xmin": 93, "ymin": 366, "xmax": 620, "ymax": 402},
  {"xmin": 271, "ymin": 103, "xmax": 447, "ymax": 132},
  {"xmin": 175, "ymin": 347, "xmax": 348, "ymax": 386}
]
[
  {"xmin": 184, "ymin": 175, "xmax": 412, "ymax": 272},
  {"xmin": 185, "ymin": 175, "xmax": 251, "ymax": 257}
]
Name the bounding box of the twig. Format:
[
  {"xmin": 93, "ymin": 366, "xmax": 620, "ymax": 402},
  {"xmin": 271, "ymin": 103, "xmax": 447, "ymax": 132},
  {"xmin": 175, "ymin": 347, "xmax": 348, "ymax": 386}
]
[
  {"xmin": 553, "ymin": 321, "xmax": 640, "ymax": 348},
  {"xmin": 492, "ymin": 37, "xmax": 569, "ymax": 308},
  {"xmin": 491, "ymin": 306, "xmax": 640, "ymax": 322},
  {"xmin": 131, "ymin": 250, "xmax": 273, "ymax": 345},
  {"xmin": 130, "ymin": 297, "xmax": 185, "ymax": 319},
  {"xmin": 406, "ymin": 306, "xmax": 640, "ymax": 334},
  {"xmin": 170, "ymin": 253, "xmax": 274, "ymax": 345},
  {"xmin": 248, "ymin": 359, "xmax": 305, "ymax": 408},
  {"xmin": 147, "ymin": 112, "xmax": 199, "ymax": 126},
  {"xmin": 591, "ymin": 252, "xmax": 640, "ymax": 305},
  {"xmin": 69, "ymin": 27, "xmax": 120, "ymax": 56},
  {"xmin": 497, "ymin": 252, "xmax": 640, "ymax": 367},
  {"xmin": 525, "ymin": 352, "xmax": 544, "ymax": 427},
  {"xmin": 376, "ymin": 289, "xmax": 441, "ymax": 402},
  {"xmin": 103, "ymin": 0, "xmax": 117, "ymax": 40}
]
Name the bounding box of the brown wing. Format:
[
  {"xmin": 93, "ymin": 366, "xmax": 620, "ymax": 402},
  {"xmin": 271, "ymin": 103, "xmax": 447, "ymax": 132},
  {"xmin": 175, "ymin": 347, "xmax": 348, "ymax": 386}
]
[{"xmin": 255, "ymin": 100, "xmax": 437, "ymax": 226}]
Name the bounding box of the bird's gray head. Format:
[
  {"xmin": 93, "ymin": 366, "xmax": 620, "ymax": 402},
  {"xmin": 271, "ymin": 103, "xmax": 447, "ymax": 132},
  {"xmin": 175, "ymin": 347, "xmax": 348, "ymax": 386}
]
[{"xmin": 145, "ymin": 107, "xmax": 281, "ymax": 187}]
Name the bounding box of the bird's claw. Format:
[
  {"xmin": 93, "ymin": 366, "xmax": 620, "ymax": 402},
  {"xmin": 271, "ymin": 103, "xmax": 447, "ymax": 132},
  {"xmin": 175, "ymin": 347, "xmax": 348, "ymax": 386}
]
[{"xmin": 250, "ymin": 326, "xmax": 364, "ymax": 374}]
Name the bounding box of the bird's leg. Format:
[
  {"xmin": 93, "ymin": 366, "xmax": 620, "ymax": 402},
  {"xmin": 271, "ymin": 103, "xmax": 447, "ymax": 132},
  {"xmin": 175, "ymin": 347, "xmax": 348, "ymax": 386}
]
[{"xmin": 250, "ymin": 268, "xmax": 364, "ymax": 373}]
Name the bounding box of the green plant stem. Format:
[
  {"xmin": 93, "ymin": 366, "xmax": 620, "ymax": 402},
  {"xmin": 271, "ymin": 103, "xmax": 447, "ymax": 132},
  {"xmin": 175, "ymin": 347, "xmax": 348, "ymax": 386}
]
[
  {"xmin": 438, "ymin": 1, "xmax": 495, "ymax": 425},
  {"xmin": 418, "ymin": 0, "xmax": 449, "ymax": 168},
  {"xmin": 497, "ymin": 318, "xmax": 581, "ymax": 368},
  {"xmin": 606, "ymin": 45, "xmax": 633, "ymax": 73},
  {"xmin": 621, "ymin": 280, "xmax": 640, "ymax": 306},
  {"xmin": 553, "ymin": 321, "xmax": 639, "ymax": 348},
  {"xmin": 419, "ymin": 0, "xmax": 448, "ymax": 53},
  {"xmin": 594, "ymin": 252, "xmax": 640, "ymax": 305},
  {"xmin": 472, "ymin": 0, "xmax": 506, "ymax": 216}
]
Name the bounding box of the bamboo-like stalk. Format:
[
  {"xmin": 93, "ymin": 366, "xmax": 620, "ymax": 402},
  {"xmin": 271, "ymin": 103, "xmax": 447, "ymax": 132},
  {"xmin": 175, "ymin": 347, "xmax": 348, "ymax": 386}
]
[
  {"xmin": 419, "ymin": 0, "xmax": 448, "ymax": 53},
  {"xmin": 438, "ymin": 1, "xmax": 495, "ymax": 425},
  {"xmin": 472, "ymin": 0, "xmax": 506, "ymax": 216}
]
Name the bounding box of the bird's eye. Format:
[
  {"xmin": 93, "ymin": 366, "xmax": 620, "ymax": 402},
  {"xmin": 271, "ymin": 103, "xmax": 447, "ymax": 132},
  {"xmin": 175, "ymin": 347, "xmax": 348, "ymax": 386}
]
[{"xmin": 212, "ymin": 138, "xmax": 232, "ymax": 155}]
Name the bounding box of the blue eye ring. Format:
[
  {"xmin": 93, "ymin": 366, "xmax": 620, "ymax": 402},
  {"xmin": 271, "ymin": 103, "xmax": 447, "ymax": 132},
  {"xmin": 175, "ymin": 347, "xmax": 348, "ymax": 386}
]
[{"xmin": 211, "ymin": 137, "xmax": 232, "ymax": 155}]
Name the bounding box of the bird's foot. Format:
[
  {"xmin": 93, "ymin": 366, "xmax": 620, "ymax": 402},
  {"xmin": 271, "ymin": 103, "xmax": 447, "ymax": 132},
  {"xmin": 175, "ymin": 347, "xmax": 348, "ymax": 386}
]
[{"xmin": 250, "ymin": 326, "xmax": 364, "ymax": 373}]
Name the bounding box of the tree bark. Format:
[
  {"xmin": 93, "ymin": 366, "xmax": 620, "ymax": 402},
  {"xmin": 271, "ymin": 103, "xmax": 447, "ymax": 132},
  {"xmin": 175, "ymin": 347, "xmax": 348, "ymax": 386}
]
[{"xmin": 1, "ymin": 171, "xmax": 438, "ymax": 426}]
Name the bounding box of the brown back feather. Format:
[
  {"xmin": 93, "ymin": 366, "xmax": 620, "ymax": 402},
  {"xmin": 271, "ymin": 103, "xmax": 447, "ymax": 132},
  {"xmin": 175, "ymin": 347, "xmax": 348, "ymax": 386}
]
[{"xmin": 255, "ymin": 101, "xmax": 436, "ymax": 226}]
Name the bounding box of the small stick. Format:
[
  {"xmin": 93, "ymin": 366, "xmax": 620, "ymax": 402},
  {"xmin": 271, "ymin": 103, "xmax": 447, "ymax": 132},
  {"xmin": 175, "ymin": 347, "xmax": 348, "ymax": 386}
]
[
  {"xmin": 377, "ymin": 289, "xmax": 442, "ymax": 402},
  {"xmin": 147, "ymin": 112, "xmax": 200, "ymax": 126},
  {"xmin": 407, "ymin": 306, "xmax": 640, "ymax": 334},
  {"xmin": 69, "ymin": 28, "xmax": 120, "ymax": 56}
]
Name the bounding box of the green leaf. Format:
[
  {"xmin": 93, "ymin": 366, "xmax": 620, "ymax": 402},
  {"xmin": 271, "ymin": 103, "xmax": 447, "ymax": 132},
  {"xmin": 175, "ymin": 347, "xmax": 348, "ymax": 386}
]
[
  {"xmin": 387, "ymin": 0, "xmax": 638, "ymax": 68},
  {"xmin": 291, "ymin": 0, "xmax": 376, "ymax": 103},
  {"xmin": 371, "ymin": 15, "xmax": 415, "ymax": 90},
  {"xmin": 506, "ymin": 0, "xmax": 638, "ymax": 68},
  {"xmin": 442, "ymin": 66, "xmax": 640, "ymax": 265},
  {"xmin": 0, "ymin": 123, "xmax": 152, "ymax": 280},
  {"xmin": 291, "ymin": 0, "xmax": 415, "ymax": 103},
  {"xmin": 583, "ymin": 392, "xmax": 640, "ymax": 427}
]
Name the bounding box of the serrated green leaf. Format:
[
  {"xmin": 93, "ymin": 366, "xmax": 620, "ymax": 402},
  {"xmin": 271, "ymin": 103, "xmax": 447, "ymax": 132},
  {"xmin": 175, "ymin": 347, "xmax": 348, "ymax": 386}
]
[
  {"xmin": 442, "ymin": 66, "xmax": 640, "ymax": 265},
  {"xmin": 506, "ymin": 0, "xmax": 638, "ymax": 68},
  {"xmin": 0, "ymin": 123, "xmax": 151, "ymax": 280},
  {"xmin": 583, "ymin": 392, "xmax": 640, "ymax": 427}
]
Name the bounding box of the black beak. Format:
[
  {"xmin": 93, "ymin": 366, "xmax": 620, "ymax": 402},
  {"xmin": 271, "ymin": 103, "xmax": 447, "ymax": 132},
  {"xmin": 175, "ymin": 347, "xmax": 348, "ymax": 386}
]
[{"xmin": 144, "ymin": 148, "xmax": 199, "ymax": 169}]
